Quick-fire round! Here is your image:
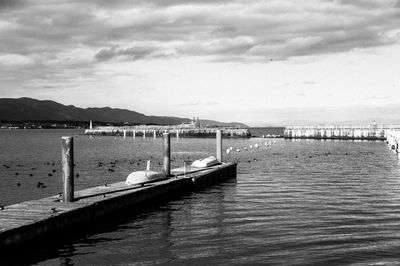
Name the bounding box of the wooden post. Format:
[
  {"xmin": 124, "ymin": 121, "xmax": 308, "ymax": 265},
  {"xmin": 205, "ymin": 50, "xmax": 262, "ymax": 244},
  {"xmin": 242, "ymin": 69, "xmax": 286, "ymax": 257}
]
[
  {"xmin": 216, "ymin": 130, "xmax": 222, "ymax": 162},
  {"xmin": 133, "ymin": 130, "xmax": 136, "ymax": 139},
  {"xmin": 123, "ymin": 130, "xmax": 126, "ymax": 139},
  {"xmin": 153, "ymin": 130, "xmax": 156, "ymax": 139},
  {"xmin": 61, "ymin": 137, "xmax": 74, "ymax": 202},
  {"xmin": 176, "ymin": 129, "xmax": 179, "ymax": 139},
  {"xmin": 163, "ymin": 133, "xmax": 171, "ymax": 176},
  {"xmin": 143, "ymin": 130, "xmax": 146, "ymax": 139}
]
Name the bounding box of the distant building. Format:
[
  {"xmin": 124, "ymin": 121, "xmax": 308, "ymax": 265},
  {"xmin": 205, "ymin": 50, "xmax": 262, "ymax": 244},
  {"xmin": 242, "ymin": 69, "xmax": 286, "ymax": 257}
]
[{"xmin": 178, "ymin": 117, "xmax": 202, "ymax": 128}]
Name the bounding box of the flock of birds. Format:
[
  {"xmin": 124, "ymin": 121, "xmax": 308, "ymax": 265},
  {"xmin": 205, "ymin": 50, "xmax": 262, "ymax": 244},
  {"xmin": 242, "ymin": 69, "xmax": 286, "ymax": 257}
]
[
  {"xmin": 2, "ymin": 162, "xmax": 62, "ymax": 189},
  {"xmin": 226, "ymin": 141, "xmax": 274, "ymax": 155},
  {"xmin": 1, "ymin": 139, "xmax": 277, "ymax": 191}
]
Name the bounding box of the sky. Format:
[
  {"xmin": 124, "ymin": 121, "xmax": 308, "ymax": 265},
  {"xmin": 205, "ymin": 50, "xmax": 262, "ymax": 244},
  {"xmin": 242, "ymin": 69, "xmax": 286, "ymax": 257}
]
[{"xmin": 1, "ymin": 0, "xmax": 400, "ymax": 126}]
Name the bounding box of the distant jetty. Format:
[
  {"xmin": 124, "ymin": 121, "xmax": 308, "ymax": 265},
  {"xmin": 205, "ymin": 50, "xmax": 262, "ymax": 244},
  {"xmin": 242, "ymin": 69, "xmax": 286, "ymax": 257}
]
[
  {"xmin": 84, "ymin": 118, "xmax": 251, "ymax": 138},
  {"xmin": 85, "ymin": 126, "xmax": 251, "ymax": 138},
  {"xmin": 284, "ymin": 123, "xmax": 400, "ymax": 140}
]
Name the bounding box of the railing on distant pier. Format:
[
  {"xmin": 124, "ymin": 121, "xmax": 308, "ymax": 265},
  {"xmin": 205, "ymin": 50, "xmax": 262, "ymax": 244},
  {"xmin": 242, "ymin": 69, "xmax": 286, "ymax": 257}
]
[
  {"xmin": 284, "ymin": 124, "xmax": 400, "ymax": 140},
  {"xmin": 85, "ymin": 126, "xmax": 251, "ymax": 138}
]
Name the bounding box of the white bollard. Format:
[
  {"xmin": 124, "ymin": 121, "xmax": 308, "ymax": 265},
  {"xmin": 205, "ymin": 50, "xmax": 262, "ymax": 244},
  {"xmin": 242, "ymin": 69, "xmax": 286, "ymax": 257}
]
[{"xmin": 146, "ymin": 160, "xmax": 151, "ymax": 171}]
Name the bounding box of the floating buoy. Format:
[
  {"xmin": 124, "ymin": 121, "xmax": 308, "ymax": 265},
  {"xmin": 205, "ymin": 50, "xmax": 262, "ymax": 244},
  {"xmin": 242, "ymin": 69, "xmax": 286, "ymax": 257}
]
[
  {"xmin": 254, "ymin": 144, "xmax": 259, "ymax": 148},
  {"xmin": 244, "ymin": 147, "xmax": 248, "ymax": 150},
  {"xmin": 236, "ymin": 149, "xmax": 240, "ymax": 152}
]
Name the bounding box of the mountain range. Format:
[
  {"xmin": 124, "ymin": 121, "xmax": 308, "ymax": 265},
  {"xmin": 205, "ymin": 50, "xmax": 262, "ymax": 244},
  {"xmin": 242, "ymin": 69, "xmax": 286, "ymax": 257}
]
[{"xmin": 0, "ymin": 98, "xmax": 248, "ymax": 127}]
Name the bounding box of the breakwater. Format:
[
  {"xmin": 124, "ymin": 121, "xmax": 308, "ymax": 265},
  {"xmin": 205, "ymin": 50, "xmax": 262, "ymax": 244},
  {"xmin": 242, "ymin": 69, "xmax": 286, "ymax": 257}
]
[
  {"xmin": 284, "ymin": 124, "xmax": 400, "ymax": 140},
  {"xmin": 85, "ymin": 126, "xmax": 251, "ymax": 138}
]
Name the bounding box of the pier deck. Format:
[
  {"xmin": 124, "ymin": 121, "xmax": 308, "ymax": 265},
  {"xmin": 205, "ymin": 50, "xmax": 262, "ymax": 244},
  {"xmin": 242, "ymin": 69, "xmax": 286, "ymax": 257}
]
[{"xmin": 0, "ymin": 162, "xmax": 236, "ymax": 250}]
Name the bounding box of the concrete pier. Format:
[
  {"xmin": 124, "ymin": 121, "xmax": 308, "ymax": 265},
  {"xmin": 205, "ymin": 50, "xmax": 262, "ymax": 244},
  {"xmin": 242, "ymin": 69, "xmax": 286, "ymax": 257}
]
[
  {"xmin": 283, "ymin": 124, "xmax": 398, "ymax": 140},
  {"xmin": 0, "ymin": 163, "xmax": 236, "ymax": 250},
  {"xmin": 85, "ymin": 126, "xmax": 251, "ymax": 138},
  {"xmin": 385, "ymin": 130, "xmax": 400, "ymax": 151}
]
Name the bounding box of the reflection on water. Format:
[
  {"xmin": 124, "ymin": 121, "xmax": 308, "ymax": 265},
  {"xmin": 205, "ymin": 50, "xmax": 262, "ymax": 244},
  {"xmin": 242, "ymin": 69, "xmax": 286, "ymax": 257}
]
[{"xmin": 2, "ymin": 130, "xmax": 400, "ymax": 265}]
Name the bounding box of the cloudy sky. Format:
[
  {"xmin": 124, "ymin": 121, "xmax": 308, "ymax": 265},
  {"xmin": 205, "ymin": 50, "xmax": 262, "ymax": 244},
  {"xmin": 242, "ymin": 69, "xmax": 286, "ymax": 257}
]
[{"xmin": 1, "ymin": 0, "xmax": 400, "ymax": 125}]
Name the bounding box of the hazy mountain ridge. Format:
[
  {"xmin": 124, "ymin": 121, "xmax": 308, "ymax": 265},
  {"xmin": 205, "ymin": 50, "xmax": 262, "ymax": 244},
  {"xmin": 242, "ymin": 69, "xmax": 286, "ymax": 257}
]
[{"xmin": 0, "ymin": 98, "xmax": 248, "ymax": 127}]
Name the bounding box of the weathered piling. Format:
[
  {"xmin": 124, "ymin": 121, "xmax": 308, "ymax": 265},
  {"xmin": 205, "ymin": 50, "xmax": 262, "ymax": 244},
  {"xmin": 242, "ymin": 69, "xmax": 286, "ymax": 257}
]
[
  {"xmin": 216, "ymin": 130, "xmax": 222, "ymax": 162},
  {"xmin": 61, "ymin": 137, "xmax": 74, "ymax": 202},
  {"xmin": 163, "ymin": 133, "xmax": 171, "ymax": 176}
]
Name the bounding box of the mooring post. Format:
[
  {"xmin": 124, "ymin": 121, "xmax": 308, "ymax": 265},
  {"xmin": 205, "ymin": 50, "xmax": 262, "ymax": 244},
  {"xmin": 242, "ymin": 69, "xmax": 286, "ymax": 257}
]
[
  {"xmin": 163, "ymin": 133, "xmax": 171, "ymax": 176},
  {"xmin": 133, "ymin": 130, "xmax": 136, "ymax": 139},
  {"xmin": 216, "ymin": 130, "xmax": 222, "ymax": 162},
  {"xmin": 61, "ymin": 136, "xmax": 74, "ymax": 202},
  {"xmin": 123, "ymin": 130, "xmax": 126, "ymax": 139},
  {"xmin": 153, "ymin": 130, "xmax": 156, "ymax": 139}
]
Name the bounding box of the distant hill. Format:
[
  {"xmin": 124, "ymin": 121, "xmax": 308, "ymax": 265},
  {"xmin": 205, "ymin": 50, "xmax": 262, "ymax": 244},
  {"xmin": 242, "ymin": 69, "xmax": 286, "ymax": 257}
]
[
  {"xmin": 0, "ymin": 98, "xmax": 248, "ymax": 127},
  {"xmin": 200, "ymin": 119, "xmax": 248, "ymax": 128}
]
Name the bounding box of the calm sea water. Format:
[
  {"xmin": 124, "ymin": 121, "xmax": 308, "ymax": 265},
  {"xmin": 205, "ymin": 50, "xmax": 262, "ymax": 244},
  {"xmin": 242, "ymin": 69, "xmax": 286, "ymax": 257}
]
[{"xmin": 2, "ymin": 129, "xmax": 400, "ymax": 265}]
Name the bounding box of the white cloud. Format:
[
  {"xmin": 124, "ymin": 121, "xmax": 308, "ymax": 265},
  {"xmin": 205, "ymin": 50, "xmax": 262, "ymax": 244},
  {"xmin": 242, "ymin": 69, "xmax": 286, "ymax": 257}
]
[
  {"xmin": 0, "ymin": 53, "xmax": 34, "ymax": 66},
  {"xmin": 1, "ymin": 0, "xmax": 400, "ymax": 124}
]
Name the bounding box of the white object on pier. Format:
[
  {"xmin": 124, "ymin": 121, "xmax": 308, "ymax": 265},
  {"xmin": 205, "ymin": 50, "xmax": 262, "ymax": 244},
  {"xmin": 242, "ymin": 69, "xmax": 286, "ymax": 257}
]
[
  {"xmin": 126, "ymin": 171, "xmax": 166, "ymax": 185},
  {"xmin": 191, "ymin": 156, "xmax": 220, "ymax": 168}
]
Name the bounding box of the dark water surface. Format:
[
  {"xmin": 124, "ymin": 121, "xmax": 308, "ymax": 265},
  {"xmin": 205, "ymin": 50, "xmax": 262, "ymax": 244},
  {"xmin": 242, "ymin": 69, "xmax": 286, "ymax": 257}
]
[{"xmin": 2, "ymin": 129, "xmax": 400, "ymax": 265}]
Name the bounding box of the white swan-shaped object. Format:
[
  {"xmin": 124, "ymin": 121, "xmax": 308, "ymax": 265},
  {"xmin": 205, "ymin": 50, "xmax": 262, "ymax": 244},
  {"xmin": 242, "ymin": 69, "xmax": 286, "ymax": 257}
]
[
  {"xmin": 126, "ymin": 170, "xmax": 166, "ymax": 185},
  {"xmin": 191, "ymin": 156, "xmax": 220, "ymax": 168}
]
